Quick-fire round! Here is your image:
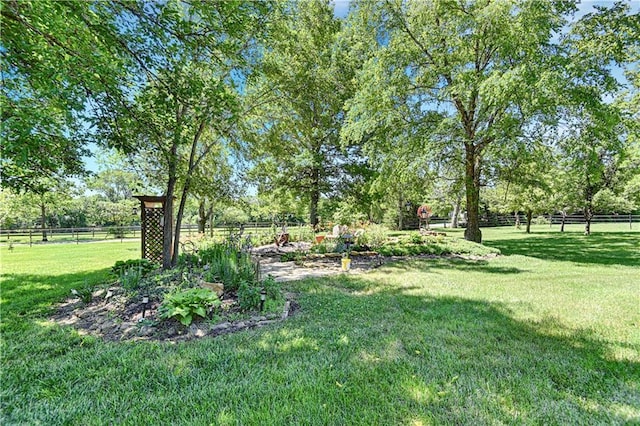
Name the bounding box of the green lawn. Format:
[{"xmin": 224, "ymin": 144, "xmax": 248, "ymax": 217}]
[{"xmin": 1, "ymin": 228, "xmax": 639, "ymax": 424}]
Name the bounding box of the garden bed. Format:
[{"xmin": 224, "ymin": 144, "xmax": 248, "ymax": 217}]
[{"xmin": 51, "ymin": 286, "xmax": 298, "ymax": 342}]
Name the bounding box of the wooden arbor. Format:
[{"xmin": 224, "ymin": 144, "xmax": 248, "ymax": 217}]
[{"xmin": 134, "ymin": 195, "xmax": 169, "ymax": 264}]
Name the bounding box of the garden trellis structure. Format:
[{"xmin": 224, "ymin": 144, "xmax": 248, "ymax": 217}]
[{"xmin": 134, "ymin": 195, "xmax": 169, "ymax": 264}]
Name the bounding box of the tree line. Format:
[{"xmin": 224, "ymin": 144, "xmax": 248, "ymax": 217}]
[{"xmin": 2, "ymin": 0, "xmax": 639, "ymax": 267}]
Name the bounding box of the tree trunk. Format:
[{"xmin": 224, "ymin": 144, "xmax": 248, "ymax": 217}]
[
  {"xmin": 40, "ymin": 201, "xmax": 48, "ymax": 242},
  {"xmin": 162, "ymin": 172, "xmax": 177, "ymax": 270},
  {"xmin": 198, "ymin": 199, "xmax": 213, "ymax": 233},
  {"xmin": 309, "ymin": 167, "xmax": 320, "ymax": 227},
  {"xmin": 525, "ymin": 210, "xmax": 532, "ymax": 234},
  {"xmin": 514, "ymin": 212, "xmax": 521, "ymax": 229},
  {"xmin": 450, "ymin": 195, "xmax": 461, "ymax": 228},
  {"xmin": 560, "ymin": 210, "xmax": 567, "ymax": 232},
  {"xmin": 463, "ymin": 145, "xmax": 482, "ymax": 243},
  {"xmin": 172, "ymin": 183, "xmax": 190, "ymax": 267},
  {"xmin": 583, "ymin": 178, "xmax": 594, "ymax": 236},
  {"xmin": 398, "ymin": 196, "xmax": 404, "ymax": 230},
  {"xmin": 584, "ymin": 205, "xmax": 593, "ymax": 235}
]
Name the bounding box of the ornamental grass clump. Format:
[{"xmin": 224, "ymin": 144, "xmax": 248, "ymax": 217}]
[{"xmin": 199, "ymin": 244, "xmax": 258, "ymax": 292}]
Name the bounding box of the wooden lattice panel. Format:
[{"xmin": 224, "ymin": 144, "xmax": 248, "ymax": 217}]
[
  {"xmin": 135, "ymin": 195, "xmax": 169, "ymax": 265},
  {"xmin": 142, "ymin": 207, "xmax": 164, "ymax": 264}
]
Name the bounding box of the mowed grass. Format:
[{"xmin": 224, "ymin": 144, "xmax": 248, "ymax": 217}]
[{"xmin": 1, "ymin": 227, "xmax": 639, "ymax": 424}]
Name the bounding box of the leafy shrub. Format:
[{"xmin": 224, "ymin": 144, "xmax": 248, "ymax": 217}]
[
  {"xmin": 177, "ymin": 252, "xmax": 199, "ymax": 268},
  {"xmin": 289, "ymin": 225, "xmax": 314, "ymax": 243},
  {"xmin": 237, "ymin": 276, "xmax": 282, "ymax": 312},
  {"xmin": 250, "ymin": 230, "xmax": 275, "ymax": 247},
  {"xmin": 200, "ymin": 244, "xmax": 258, "ymax": 292},
  {"xmin": 106, "ymin": 226, "xmax": 126, "ymax": 239},
  {"xmin": 72, "ymin": 286, "xmax": 94, "ymax": 304},
  {"xmin": 410, "ymin": 233, "xmax": 424, "ymax": 244},
  {"xmin": 120, "ymin": 268, "xmax": 143, "ymax": 291},
  {"xmin": 159, "ymin": 288, "xmax": 221, "ymax": 326},
  {"xmin": 315, "ymin": 242, "xmax": 329, "ymax": 254},
  {"xmin": 364, "ymin": 224, "xmax": 388, "ymax": 248},
  {"xmin": 377, "ymin": 235, "xmax": 500, "ymax": 257},
  {"xmin": 237, "ymin": 280, "xmax": 261, "ymax": 311},
  {"xmin": 279, "ymin": 250, "xmax": 307, "ymax": 263},
  {"xmin": 111, "ymin": 259, "xmax": 157, "ymax": 277},
  {"xmin": 534, "ymin": 215, "xmax": 550, "ymax": 225},
  {"xmin": 261, "ymin": 275, "xmax": 280, "ymax": 300}
]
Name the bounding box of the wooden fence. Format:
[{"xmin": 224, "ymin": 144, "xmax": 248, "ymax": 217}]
[
  {"xmin": 2, "ymin": 215, "xmax": 637, "ymax": 245},
  {"xmin": 0, "ymin": 222, "xmax": 305, "ymax": 245}
]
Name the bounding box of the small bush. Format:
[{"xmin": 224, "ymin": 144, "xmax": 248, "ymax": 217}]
[
  {"xmin": 410, "ymin": 233, "xmax": 424, "ymax": 244},
  {"xmin": 111, "ymin": 259, "xmax": 157, "ymax": 277},
  {"xmin": 534, "ymin": 215, "xmax": 550, "ymax": 225},
  {"xmin": 237, "ymin": 280, "xmax": 261, "ymax": 311},
  {"xmin": 280, "ymin": 250, "xmax": 307, "ymax": 263},
  {"xmin": 364, "ymin": 224, "xmax": 388, "ymax": 248},
  {"xmin": 159, "ymin": 288, "xmax": 221, "ymax": 326},
  {"xmin": 289, "ymin": 225, "xmax": 314, "ymax": 243},
  {"xmin": 261, "ymin": 275, "xmax": 280, "ymax": 300},
  {"xmin": 106, "ymin": 227, "xmax": 127, "ymax": 239},
  {"xmin": 120, "ymin": 268, "xmax": 143, "ymax": 291},
  {"xmin": 200, "ymin": 244, "xmax": 258, "ymax": 292}
]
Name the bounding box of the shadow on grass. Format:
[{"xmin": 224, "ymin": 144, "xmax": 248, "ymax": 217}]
[
  {"xmin": 0, "ymin": 269, "xmax": 111, "ymax": 319},
  {"xmin": 2, "ymin": 271, "xmax": 638, "ymax": 424},
  {"xmin": 281, "ymin": 276, "xmax": 639, "ymax": 424},
  {"xmin": 384, "ymin": 257, "xmax": 526, "ymax": 274},
  {"xmin": 483, "ymin": 231, "xmax": 640, "ymax": 267}
]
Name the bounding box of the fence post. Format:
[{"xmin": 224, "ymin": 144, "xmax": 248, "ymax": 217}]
[
  {"xmin": 29, "ymin": 229, "xmax": 32, "ymax": 247},
  {"xmin": 630, "ymin": 213, "xmax": 633, "ymax": 230}
]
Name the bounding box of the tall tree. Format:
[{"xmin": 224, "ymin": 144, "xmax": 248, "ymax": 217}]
[
  {"xmin": 344, "ymin": 0, "xmax": 587, "ymax": 242},
  {"xmin": 94, "ymin": 1, "xmax": 272, "ymax": 268},
  {"xmin": 243, "ymin": 0, "xmax": 357, "ymax": 227},
  {"xmin": 1, "ymin": 0, "xmax": 127, "ymax": 190},
  {"xmin": 553, "ymin": 1, "xmax": 638, "ymax": 234}
]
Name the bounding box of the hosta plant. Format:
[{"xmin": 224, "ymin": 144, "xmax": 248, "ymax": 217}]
[{"xmin": 158, "ymin": 288, "xmax": 221, "ymax": 326}]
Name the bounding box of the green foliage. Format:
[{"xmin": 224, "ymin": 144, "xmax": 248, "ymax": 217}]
[
  {"xmin": 237, "ymin": 280, "xmax": 261, "ymax": 312},
  {"xmin": 289, "ymin": 225, "xmax": 315, "ymax": 243},
  {"xmin": 377, "ymin": 235, "xmax": 500, "ymax": 258},
  {"xmin": 238, "ymin": 275, "xmax": 282, "ymax": 312},
  {"xmin": 279, "ymin": 250, "xmax": 308, "ymax": 264},
  {"xmin": 73, "ymin": 286, "xmax": 94, "ymax": 304},
  {"xmin": 364, "ymin": 224, "xmax": 389, "ymax": 249},
  {"xmin": 243, "ymin": 0, "xmax": 361, "ymax": 225},
  {"xmin": 261, "ymin": 275, "xmax": 281, "ymax": 301},
  {"xmin": 119, "ymin": 269, "xmax": 143, "ymax": 292},
  {"xmin": 158, "ymin": 288, "xmax": 221, "ymax": 326},
  {"xmin": 111, "ymin": 259, "xmax": 158, "ymax": 292},
  {"xmin": 106, "ymin": 227, "xmax": 126, "ymax": 239},
  {"xmin": 200, "ymin": 244, "xmax": 257, "ymax": 292},
  {"xmin": 410, "ymin": 233, "xmax": 424, "ymax": 244},
  {"xmin": 0, "ymin": 1, "xmax": 124, "ymax": 191},
  {"xmin": 534, "ymin": 216, "xmax": 551, "ymax": 225},
  {"xmin": 111, "ymin": 259, "xmax": 157, "ymax": 277}
]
